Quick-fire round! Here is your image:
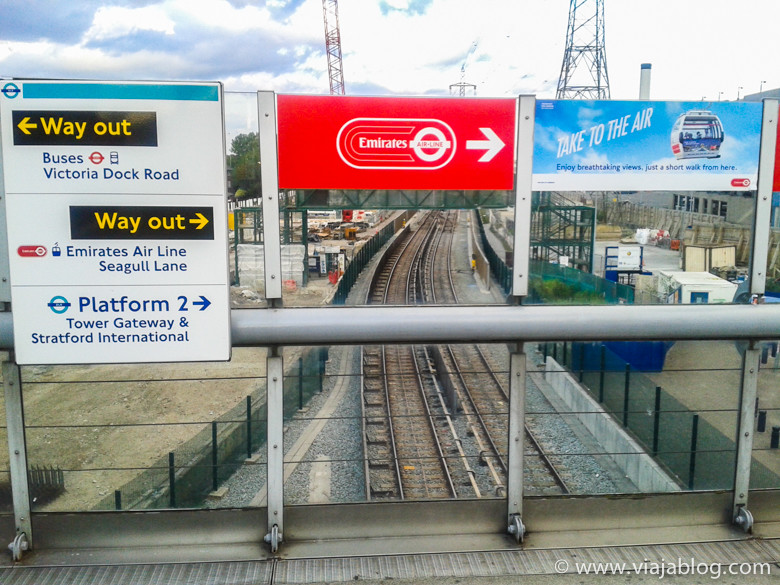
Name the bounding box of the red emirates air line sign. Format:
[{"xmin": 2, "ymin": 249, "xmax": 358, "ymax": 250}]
[{"xmin": 276, "ymin": 95, "xmax": 517, "ymax": 190}]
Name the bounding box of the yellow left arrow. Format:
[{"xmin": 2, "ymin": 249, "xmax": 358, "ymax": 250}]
[
  {"xmin": 189, "ymin": 212, "xmax": 209, "ymax": 230},
  {"xmin": 17, "ymin": 117, "xmax": 37, "ymax": 135}
]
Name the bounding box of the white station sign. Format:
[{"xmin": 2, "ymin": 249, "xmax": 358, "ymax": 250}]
[{"xmin": 0, "ymin": 80, "xmax": 231, "ymax": 364}]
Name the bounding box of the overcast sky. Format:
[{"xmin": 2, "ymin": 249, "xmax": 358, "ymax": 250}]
[{"xmin": 2, "ymin": 0, "xmax": 778, "ymax": 103}]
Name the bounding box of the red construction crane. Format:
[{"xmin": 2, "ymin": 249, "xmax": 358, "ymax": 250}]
[{"xmin": 322, "ymin": 0, "xmax": 345, "ymax": 95}]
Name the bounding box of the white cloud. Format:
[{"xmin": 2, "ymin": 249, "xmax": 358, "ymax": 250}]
[
  {"xmin": 337, "ymin": 0, "xmax": 570, "ymax": 96},
  {"xmin": 2, "ymin": 0, "xmax": 779, "ymax": 100},
  {"xmin": 83, "ymin": 5, "xmax": 176, "ymax": 42},
  {"xmin": 0, "ymin": 41, "xmax": 12, "ymax": 61},
  {"xmin": 168, "ymin": 0, "xmax": 269, "ymax": 33}
]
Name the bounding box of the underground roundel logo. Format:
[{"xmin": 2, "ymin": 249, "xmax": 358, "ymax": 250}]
[
  {"xmin": 1, "ymin": 82, "xmax": 20, "ymax": 99},
  {"xmin": 336, "ymin": 117, "xmax": 456, "ymax": 170},
  {"xmin": 47, "ymin": 296, "xmax": 71, "ymax": 314}
]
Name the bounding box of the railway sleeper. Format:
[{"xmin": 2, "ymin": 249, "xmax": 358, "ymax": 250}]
[
  {"xmin": 369, "ymin": 488, "xmax": 396, "ymax": 499},
  {"xmin": 363, "ymin": 405, "xmax": 386, "ymax": 416},
  {"xmin": 368, "ymin": 460, "xmax": 393, "ymax": 470},
  {"xmin": 365, "ymin": 429, "xmax": 388, "ymax": 444}
]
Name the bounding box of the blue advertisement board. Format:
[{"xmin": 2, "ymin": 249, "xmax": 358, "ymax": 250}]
[{"xmin": 532, "ymin": 100, "xmax": 763, "ymax": 191}]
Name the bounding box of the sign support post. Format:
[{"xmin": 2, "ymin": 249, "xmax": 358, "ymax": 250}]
[
  {"xmin": 512, "ymin": 96, "xmax": 535, "ymax": 300},
  {"xmin": 258, "ymin": 91, "xmax": 283, "ymax": 304},
  {"xmin": 750, "ymin": 99, "xmax": 778, "ymax": 297}
]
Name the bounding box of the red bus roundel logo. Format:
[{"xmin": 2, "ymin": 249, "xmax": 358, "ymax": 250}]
[{"xmin": 336, "ymin": 118, "xmax": 457, "ymax": 170}]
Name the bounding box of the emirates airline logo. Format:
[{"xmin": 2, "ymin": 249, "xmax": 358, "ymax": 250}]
[{"xmin": 337, "ymin": 117, "xmax": 457, "ymax": 170}]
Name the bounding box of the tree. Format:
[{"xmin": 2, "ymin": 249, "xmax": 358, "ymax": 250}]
[{"xmin": 229, "ymin": 132, "xmax": 261, "ymax": 200}]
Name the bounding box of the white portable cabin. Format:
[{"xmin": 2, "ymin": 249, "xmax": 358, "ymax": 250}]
[{"xmin": 657, "ymin": 271, "xmax": 737, "ymax": 304}]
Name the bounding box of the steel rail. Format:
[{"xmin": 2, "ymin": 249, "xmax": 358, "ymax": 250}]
[
  {"xmin": 421, "ymin": 345, "xmax": 483, "ymax": 498},
  {"xmin": 415, "ymin": 211, "xmax": 482, "ymax": 497},
  {"xmin": 427, "ymin": 210, "xmax": 566, "ymax": 495},
  {"xmin": 380, "ymin": 344, "xmax": 404, "ymax": 500},
  {"xmin": 409, "ymin": 344, "xmax": 458, "ymax": 499},
  {"xmin": 402, "ymin": 214, "xmax": 458, "ymax": 498},
  {"xmin": 523, "ymin": 420, "xmax": 570, "ymax": 495},
  {"xmin": 363, "ymin": 223, "xmax": 423, "ymax": 499},
  {"xmin": 363, "ymin": 212, "xmax": 457, "ymax": 500},
  {"xmin": 422, "ymin": 211, "xmax": 507, "ymax": 495},
  {"xmin": 434, "ymin": 226, "xmax": 507, "ymax": 492},
  {"xmin": 443, "ymin": 345, "xmax": 506, "ymax": 481}
]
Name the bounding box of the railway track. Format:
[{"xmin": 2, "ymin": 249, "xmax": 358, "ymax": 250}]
[
  {"xmin": 362, "ymin": 210, "xmax": 568, "ymax": 500},
  {"xmin": 424, "ymin": 211, "xmax": 568, "ymax": 496},
  {"xmin": 362, "ymin": 214, "xmax": 458, "ymax": 500}
]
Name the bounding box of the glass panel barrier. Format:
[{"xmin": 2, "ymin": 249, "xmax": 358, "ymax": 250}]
[
  {"xmin": 590, "ymin": 190, "xmax": 754, "ymax": 306},
  {"xmin": 279, "ymin": 342, "xmax": 511, "ymax": 504},
  {"xmin": 765, "ymin": 188, "xmax": 780, "ymax": 299},
  {"xmin": 280, "ymin": 208, "xmax": 511, "ymax": 307},
  {"xmin": 20, "ymin": 348, "xmax": 267, "ymax": 512},
  {"xmin": 531, "ymin": 339, "xmax": 743, "ymax": 493},
  {"xmin": 468, "ymin": 190, "xmax": 759, "ymax": 307},
  {"xmin": 225, "ymin": 91, "xmax": 267, "ymax": 309},
  {"xmin": 752, "ymin": 340, "xmax": 780, "ymax": 490},
  {"xmin": 282, "ymin": 188, "xmax": 757, "ymax": 308},
  {"xmin": 282, "ymin": 346, "xmax": 364, "ymax": 505}
]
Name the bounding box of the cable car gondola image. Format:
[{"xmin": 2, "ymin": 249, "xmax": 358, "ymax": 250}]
[{"xmin": 670, "ymin": 110, "xmax": 724, "ymax": 159}]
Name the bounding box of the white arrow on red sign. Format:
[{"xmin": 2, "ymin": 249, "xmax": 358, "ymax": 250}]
[{"xmin": 466, "ymin": 127, "xmax": 505, "ymax": 162}]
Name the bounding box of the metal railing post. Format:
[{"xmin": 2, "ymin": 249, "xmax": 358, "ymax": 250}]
[
  {"xmin": 246, "ymin": 395, "xmax": 253, "ymax": 459},
  {"xmin": 168, "ymin": 452, "xmax": 176, "ymax": 508},
  {"xmin": 266, "ymin": 348, "xmax": 285, "ymax": 552},
  {"xmin": 3, "ymin": 360, "xmax": 33, "ymax": 554},
  {"xmin": 688, "ymin": 414, "xmax": 699, "ymax": 491},
  {"xmin": 598, "ymin": 345, "xmax": 606, "ymax": 403},
  {"xmin": 506, "ymin": 346, "xmax": 527, "ymax": 543},
  {"xmin": 732, "ymin": 345, "xmax": 760, "ymax": 528},
  {"xmin": 623, "ymin": 364, "xmax": 631, "ymax": 427},
  {"xmin": 652, "ymin": 386, "xmax": 662, "ymax": 456},
  {"xmin": 298, "ymin": 356, "xmax": 304, "ymax": 410},
  {"xmin": 211, "ymin": 421, "xmax": 219, "ymax": 492}
]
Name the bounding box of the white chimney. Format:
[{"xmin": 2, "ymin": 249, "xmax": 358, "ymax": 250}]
[{"xmin": 639, "ymin": 63, "xmax": 652, "ymax": 100}]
